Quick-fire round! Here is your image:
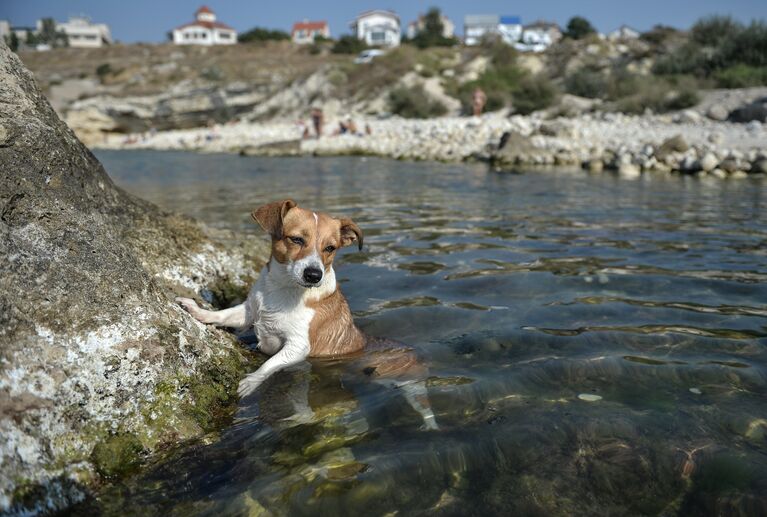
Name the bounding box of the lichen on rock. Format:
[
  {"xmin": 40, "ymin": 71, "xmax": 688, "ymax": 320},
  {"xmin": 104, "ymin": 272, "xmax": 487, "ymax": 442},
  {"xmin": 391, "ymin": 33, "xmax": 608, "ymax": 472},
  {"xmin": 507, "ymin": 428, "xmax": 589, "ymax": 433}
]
[{"xmin": 0, "ymin": 42, "xmax": 269, "ymax": 513}]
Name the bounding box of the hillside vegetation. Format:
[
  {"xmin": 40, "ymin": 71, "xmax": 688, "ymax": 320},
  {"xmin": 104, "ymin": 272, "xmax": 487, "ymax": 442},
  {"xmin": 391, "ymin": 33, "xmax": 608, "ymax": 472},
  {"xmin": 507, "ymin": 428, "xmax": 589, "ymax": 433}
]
[{"xmin": 16, "ymin": 15, "xmax": 767, "ymax": 142}]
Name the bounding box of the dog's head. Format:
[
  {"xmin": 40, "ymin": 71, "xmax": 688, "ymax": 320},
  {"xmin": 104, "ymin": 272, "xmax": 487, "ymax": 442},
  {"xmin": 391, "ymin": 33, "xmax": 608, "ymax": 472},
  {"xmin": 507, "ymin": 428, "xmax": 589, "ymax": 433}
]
[{"xmin": 252, "ymin": 199, "xmax": 363, "ymax": 288}]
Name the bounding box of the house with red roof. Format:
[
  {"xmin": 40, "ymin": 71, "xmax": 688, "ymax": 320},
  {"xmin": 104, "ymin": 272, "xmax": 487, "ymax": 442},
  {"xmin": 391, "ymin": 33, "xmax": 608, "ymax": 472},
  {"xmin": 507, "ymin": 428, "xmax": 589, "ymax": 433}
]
[
  {"xmin": 291, "ymin": 20, "xmax": 330, "ymax": 44},
  {"xmin": 172, "ymin": 6, "xmax": 237, "ymax": 46}
]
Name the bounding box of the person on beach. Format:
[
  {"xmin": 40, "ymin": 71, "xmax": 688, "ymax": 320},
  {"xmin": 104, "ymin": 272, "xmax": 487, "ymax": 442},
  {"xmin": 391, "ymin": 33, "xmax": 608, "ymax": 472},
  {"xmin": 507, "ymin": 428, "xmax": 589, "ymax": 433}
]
[
  {"xmin": 472, "ymin": 87, "xmax": 487, "ymax": 117},
  {"xmin": 346, "ymin": 118, "xmax": 359, "ymax": 135},
  {"xmin": 297, "ymin": 118, "xmax": 311, "ymax": 139},
  {"xmin": 310, "ymin": 107, "xmax": 324, "ymax": 139}
]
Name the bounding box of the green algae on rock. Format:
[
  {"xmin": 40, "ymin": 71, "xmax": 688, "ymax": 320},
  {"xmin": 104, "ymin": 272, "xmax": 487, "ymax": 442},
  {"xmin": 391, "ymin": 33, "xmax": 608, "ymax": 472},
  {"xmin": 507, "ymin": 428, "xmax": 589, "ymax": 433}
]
[{"xmin": 0, "ymin": 42, "xmax": 269, "ymax": 513}]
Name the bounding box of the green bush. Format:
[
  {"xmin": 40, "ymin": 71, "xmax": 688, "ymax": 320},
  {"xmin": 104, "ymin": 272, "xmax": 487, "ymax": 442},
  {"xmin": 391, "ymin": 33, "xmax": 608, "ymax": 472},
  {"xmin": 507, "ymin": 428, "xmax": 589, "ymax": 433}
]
[
  {"xmin": 96, "ymin": 63, "xmax": 113, "ymax": 80},
  {"xmin": 612, "ymin": 75, "xmax": 700, "ymax": 114},
  {"xmin": 723, "ymin": 20, "xmax": 767, "ymax": 68},
  {"xmin": 200, "ymin": 66, "xmax": 224, "ymax": 82},
  {"xmin": 654, "ymin": 16, "xmax": 767, "ymax": 83},
  {"xmin": 640, "ymin": 25, "xmax": 680, "ymax": 46},
  {"xmin": 714, "ymin": 64, "xmax": 767, "ymax": 87},
  {"xmin": 564, "ymin": 16, "xmax": 597, "ymax": 40},
  {"xmin": 410, "ymin": 7, "xmax": 459, "ymax": 48},
  {"xmin": 565, "ymin": 67, "xmax": 608, "ymax": 98},
  {"xmin": 332, "ymin": 35, "xmax": 369, "ymax": 54},
  {"xmin": 453, "ymin": 64, "xmax": 526, "ymax": 114},
  {"xmin": 690, "ymin": 15, "xmax": 741, "ymax": 47},
  {"xmin": 389, "ymin": 85, "xmax": 447, "ymax": 118},
  {"xmin": 484, "ymin": 39, "xmax": 518, "ymax": 68},
  {"xmin": 238, "ymin": 27, "xmax": 290, "ymax": 43},
  {"xmin": 513, "ymin": 76, "xmax": 559, "ymax": 115},
  {"xmin": 606, "ymin": 69, "xmax": 641, "ymax": 100}
]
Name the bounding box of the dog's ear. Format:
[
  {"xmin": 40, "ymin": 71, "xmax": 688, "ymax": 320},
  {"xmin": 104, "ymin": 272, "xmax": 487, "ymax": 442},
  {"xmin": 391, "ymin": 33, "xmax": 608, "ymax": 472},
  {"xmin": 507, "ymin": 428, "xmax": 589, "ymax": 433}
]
[
  {"xmin": 251, "ymin": 199, "xmax": 297, "ymax": 238},
  {"xmin": 339, "ymin": 218, "xmax": 363, "ymax": 251}
]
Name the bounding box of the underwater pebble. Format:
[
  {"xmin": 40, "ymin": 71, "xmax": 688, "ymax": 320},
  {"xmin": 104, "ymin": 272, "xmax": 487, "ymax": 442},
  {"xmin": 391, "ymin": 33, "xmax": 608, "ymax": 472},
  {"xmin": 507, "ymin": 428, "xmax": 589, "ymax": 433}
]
[
  {"xmin": 689, "ymin": 388, "xmax": 702, "ymax": 395},
  {"xmin": 577, "ymin": 393, "xmax": 603, "ymax": 402}
]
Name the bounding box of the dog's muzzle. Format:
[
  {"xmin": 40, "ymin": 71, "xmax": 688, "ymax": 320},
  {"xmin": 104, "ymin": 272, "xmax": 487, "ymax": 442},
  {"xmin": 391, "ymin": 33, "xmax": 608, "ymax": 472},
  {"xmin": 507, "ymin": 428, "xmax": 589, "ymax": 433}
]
[{"xmin": 302, "ymin": 267, "xmax": 323, "ymax": 285}]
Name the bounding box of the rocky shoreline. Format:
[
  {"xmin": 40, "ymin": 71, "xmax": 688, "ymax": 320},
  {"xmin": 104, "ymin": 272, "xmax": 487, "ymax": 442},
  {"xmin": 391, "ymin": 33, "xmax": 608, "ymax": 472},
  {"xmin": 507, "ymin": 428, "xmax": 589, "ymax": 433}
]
[{"xmin": 94, "ymin": 110, "xmax": 767, "ymax": 178}]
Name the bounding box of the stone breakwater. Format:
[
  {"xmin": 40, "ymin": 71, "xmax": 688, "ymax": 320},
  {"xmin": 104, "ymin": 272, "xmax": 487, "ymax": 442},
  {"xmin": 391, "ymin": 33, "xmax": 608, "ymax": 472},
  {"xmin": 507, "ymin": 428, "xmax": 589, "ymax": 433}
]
[{"xmin": 96, "ymin": 112, "xmax": 767, "ymax": 178}]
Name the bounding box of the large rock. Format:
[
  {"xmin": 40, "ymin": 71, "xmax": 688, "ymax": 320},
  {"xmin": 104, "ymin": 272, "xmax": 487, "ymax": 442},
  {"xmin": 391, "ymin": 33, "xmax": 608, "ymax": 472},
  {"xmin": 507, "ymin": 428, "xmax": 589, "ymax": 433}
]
[
  {"xmin": 729, "ymin": 97, "xmax": 767, "ymax": 123},
  {"xmin": 706, "ymin": 104, "xmax": 729, "ymax": 121},
  {"xmin": 0, "ymin": 43, "xmax": 268, "ymax": 512},
  {"xmin": 491, "ymin": 131, "xmax": 552, "ymax": 168},
  {"xmin": 65, "ymin": 82, "xmax": 269, "ymax": 146},
  {"xmin": 654, "ymin": 134, "xmax": 689, "ymax": 161}
]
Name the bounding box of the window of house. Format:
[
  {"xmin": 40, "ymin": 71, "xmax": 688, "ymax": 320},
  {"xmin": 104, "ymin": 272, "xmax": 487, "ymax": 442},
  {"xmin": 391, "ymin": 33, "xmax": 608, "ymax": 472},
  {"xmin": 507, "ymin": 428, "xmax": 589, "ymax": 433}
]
[
  {"xmin": 201, "ymin": 31, "xmax": 207, "ymax": 38},
  {"xmin": 219, "ymin": 32, "xmax": 230, "ymax": 39},
  {"xmin": 371, "ymin": 31, "xmax": 386, "ymax": 42}
]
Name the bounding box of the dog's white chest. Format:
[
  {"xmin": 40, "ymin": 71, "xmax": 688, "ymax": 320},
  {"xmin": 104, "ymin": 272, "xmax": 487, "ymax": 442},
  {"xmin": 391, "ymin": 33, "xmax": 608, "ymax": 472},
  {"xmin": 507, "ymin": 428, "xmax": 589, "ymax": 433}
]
[
  {"xmin": 248, "ymin": 271, "xmax": 314, "ymax": 353},
  {"xmin": 256, "ymin": 299, "xmax": 313, "ymax": 347}
]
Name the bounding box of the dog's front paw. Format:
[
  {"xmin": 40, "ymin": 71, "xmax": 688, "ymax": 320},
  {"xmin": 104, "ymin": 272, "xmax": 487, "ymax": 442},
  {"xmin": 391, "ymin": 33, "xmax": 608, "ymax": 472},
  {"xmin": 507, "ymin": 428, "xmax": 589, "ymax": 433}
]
[
  {"xmin": 176, "ymin": 297, "xmax": 206, "ymax": 322},
  {"xmin": 176, "ymin": 296, "xmax": 199, "ymax": 312},
  {"xmin": 238, "ymin": 375, "xmax": 262, "ymax": 398},
  {"xmin": 421, "ymin": 416, "xmax": 440, "ymax": 431}
]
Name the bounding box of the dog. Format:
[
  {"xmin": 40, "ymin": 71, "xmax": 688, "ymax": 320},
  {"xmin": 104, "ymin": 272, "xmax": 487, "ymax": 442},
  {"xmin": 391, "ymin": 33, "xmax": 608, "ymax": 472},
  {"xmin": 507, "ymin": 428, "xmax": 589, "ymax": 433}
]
[{"xmin": 177, "ymin": 199, "xmax": 438, "ymax": 429}]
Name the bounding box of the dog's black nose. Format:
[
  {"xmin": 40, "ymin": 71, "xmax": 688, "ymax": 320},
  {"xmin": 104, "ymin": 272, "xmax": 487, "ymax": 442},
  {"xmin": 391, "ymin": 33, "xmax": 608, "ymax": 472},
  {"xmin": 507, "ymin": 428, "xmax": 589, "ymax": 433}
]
[{"xmin": 303, "ymin": 267, "xmax": 323, "ymax": 284}]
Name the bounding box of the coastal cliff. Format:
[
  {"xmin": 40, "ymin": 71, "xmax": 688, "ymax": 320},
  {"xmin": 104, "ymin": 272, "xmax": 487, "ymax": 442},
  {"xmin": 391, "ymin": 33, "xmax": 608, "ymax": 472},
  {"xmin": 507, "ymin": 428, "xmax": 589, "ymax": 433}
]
[{"xmin": 0, "ymin": 42, "xmax": 268, "ymax": 513}]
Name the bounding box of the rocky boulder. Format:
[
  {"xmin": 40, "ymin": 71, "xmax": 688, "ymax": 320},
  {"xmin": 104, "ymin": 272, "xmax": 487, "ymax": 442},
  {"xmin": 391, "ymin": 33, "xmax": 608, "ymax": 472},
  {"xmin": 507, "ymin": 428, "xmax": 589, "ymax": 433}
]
[
  {"xmin": 0, "ymin": 43, "xmax": 268, "ymax": 513},
  {"xmin": 491, "ymin": 131, "xmax": 551, "ymax": 168},
  {"xmin": 655, "ymin": 134, "xmax": 689, "ymax": 161},
  {"xmin": 729, "ymin": 97, "xmax": 767, "ymax": 123},
  {"xmin": 65, "ymin": 82, "xmax": 269, "ymax": 146}
]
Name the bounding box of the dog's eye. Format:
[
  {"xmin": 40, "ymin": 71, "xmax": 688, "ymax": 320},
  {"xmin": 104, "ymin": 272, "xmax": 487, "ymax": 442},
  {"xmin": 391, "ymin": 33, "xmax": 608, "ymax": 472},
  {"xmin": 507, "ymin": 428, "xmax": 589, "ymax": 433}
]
[
  {"xmin": 288, "ymin": 236, "xmax": 305, "ymax": 246},
  {"xmin": 324, "ymin": 245, "xmax": 336, "ymax": 253}
]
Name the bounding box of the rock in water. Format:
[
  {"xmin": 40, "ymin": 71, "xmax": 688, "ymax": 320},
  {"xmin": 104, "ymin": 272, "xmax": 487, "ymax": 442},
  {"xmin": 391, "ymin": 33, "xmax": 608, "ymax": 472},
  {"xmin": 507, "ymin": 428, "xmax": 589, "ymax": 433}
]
[
  {"xmin": 618, "ymin": 162, "xmax": 641, "ymax": 178},
  {"xmin": 0, "ymin": 43, "xmax": 268, "ymax": 512},
  {"xmin": 654, "ymin": 134, "xmax": 689, "ymax": 161},
  {"xmin": 751, "ymin": 159, "xmax": 767, "ymax": 174},
  {"xmin": 699, "ymin": 152, "xmax": 718, "ymax": 172}
]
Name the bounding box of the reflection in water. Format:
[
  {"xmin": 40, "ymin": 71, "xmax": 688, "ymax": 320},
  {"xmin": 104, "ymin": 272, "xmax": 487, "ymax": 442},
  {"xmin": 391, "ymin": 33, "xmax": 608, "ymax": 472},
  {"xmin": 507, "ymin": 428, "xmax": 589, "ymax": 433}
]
[{"xmin": 93, "ymin": 152, "xmax": 767, "ymax": 515}]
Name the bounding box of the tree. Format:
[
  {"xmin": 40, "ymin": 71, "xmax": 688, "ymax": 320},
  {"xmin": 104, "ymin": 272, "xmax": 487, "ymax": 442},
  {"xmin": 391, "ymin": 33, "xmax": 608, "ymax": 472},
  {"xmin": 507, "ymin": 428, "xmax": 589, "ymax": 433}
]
[
  {"xmin": 411, "ymin": 7, "xmax": 458, "ymax": 48},
  {"xmin": 564, "ymin": 16, "xmax": 596, "ymax": 40},
  {"xmin": 37, "ymin": 17, "xmax": 69, "ymax": 47},
  {"xmin": 7, "ymin": 32, "xmax": 19, "ymax": 52},
  {"xmin": 691, "ymin": 15, "xmax": 741, "ymax": 47},
  {"xmin": 238, "ymin": 27, "xmax": 290, "ymax": 43},
  {"xmin": 331, "ymin": 34, "xmax": 368, "ymax": 54}
]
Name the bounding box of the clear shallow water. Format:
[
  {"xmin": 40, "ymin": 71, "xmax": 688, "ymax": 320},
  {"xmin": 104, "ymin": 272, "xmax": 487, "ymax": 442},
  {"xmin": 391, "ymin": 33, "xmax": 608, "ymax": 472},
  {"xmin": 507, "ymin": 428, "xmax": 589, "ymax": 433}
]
[{"xmin": 96, "ymin": 150, "xmax": 766, "ymax": 516}]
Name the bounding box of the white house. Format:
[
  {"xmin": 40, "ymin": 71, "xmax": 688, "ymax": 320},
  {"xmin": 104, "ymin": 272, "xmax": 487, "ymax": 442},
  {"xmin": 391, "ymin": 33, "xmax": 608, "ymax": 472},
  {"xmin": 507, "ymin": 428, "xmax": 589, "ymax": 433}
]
[
  {"xmin": 291, "ymin": 20, "xmax": 330, "ymax": 44},
  {"xmin": 350, "ymin": 10, "xmax": 400, "ymax": 47},
  {"xmin": 172, "ymin": 6, "xmax": 237, "ymax": 46},
  {"xmin": 608, "ymin": 25, "xmax": 641, "ymax": 41},
  {"xmin": 464, "ymin": 15, "xmax": 497, "ymax": 46},
  {"xmin": 406, "ymin": 12, "xmax": 454, "ymax": 39},
  {"xmin": 0, "ymin": 20, "xmax": 11, "ymax": 41},
  {"xmin": 516, "ymin": 21, "xmax": 561, "ymax": 52},
  {"xmin": 464, "ymin": 15, "xmax": 522, "ymax": 46},
  {"xmin": 497, "ymin": 16, "xmax": 523, "ymax": 44},
  {"xmin": 54, "ymin": 16, "xmax": 112, "ymax": 48}
]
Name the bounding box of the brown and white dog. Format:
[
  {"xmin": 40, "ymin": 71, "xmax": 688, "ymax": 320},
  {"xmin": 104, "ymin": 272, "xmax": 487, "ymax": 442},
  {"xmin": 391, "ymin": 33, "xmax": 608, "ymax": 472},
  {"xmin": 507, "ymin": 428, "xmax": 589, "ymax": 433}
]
[{"xmin": 177, "ymin": 199, "xmax": 438, "ymax": 429}]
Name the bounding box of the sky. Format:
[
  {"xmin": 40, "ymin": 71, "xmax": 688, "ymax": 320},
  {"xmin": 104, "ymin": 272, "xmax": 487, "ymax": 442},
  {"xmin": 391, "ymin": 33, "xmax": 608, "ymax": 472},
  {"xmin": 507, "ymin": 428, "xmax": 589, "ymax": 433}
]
[{"xmin": 1, "ymin": 0, "xmax": 765, "ymax": 43}]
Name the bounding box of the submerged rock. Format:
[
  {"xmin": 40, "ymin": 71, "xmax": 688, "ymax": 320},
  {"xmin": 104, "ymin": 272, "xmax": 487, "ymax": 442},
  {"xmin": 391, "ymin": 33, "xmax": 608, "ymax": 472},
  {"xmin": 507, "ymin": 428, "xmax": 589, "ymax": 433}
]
[{"xmin": 0, "ymin": 43, "xmax": 268, "ymax": 512}]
